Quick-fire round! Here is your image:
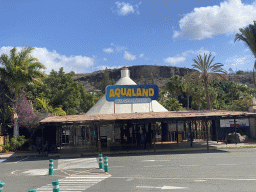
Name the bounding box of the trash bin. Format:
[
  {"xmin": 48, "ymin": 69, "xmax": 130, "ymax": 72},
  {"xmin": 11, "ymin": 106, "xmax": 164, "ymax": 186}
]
[
  {"xmin": 100, "ymin": 136, "xmax": 107, "ymax": 148},
  {"xmin": 178, "ymin": 133, "xmax": 182, "ymax": 142},
  {"xmin": 187, "ymin": 132, "xmax": 194, "ymax": 141}
]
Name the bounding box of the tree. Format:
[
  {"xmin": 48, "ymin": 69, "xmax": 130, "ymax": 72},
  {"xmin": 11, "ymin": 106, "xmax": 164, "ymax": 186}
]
[
  {"xmin": 43, "ymin": 68, "xmax": 81, "ymax": 115},
  {"xmin": 161, "ymin": 97, "xmax": 183, "ymax": 111},
  {"xmin": 189, "ymin": 53, "xmax": 227, "ymax": 110},
  {"xmin": 100, "ymin": 68, "xmax": 114, "ymax": 94},
  {"xmin": 191, "ymin": 84, "xmax": 205, "ymax": 110},
  {"xmin": 183, "ymin": 81, "xmax": 194, "ymax": 110},
  {"xmin": 235, "ymin": 21, "xmax": 256, "ymax": 68},
  {"xmin": 0, "ymin": 47, "xmax": 46, "ymax": 137},
  {"xmin": 166, "ymin": 75, "xmax": 184, "ymax": 99}
]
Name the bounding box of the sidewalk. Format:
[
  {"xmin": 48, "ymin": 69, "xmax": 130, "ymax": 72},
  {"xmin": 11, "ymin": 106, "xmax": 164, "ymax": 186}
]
[{"xmin": 1, "ymin": 140, "xmax": 256, "ymax": 159}]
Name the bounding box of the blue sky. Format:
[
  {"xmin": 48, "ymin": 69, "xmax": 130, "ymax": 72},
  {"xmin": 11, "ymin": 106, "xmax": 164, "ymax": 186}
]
[{"xmin": 1, "ymin": 0, "xmax": 256, "ymax": 74}]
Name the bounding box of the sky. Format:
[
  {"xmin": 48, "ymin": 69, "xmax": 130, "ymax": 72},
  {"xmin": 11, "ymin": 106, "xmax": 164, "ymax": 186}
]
[{"xmin": 1, "ymin": 0, "xmax": 256, "ymax": 74}]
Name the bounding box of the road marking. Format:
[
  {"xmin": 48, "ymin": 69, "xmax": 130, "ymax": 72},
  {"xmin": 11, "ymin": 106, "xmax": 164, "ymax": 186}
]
[
  {"xmin": 144, "ymin": 165, "xmax": 164, "ymax": 167},
  {"xmin": 136, "ymin": 185, "xmax": 188, "ymax": 190},
  {"xmin": 58, "ymin": 158, "xmax": 98, "ymax": 169},
  {"xmin": 195, "ymin": 180, "xmax": 206, "ymax": 182},
  {"xmin": 111, "ymin": 166, "xmax": 125, "ymax": 168},
  {"xmin": 23, "ymin": 169, "xmax": 50, "ymax": 176},
  {"xmin": 111, "ymin": 176, "xmax": 256, "ymax": 181},
  {"xmin": 217, "ymin": 164, "xmax": 236, "ymax": 166},
  {"xmin": 179, "ymin": 165, "xmax": 198, "ymax": 167},
  {"xmin": 36, "ymin": 174, "xmax": 111, "ymax": 192},
  {"xmin": 142, "ymin": 160, "xmax": 171, "ymax": 162}
]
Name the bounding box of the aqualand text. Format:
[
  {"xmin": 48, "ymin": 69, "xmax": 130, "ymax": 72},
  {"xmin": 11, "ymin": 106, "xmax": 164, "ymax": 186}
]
[
  {"xmin": 108, "ymin": 88, "xmax": 155, "ymax": 98},
  {"xmin": 106, "ymin": 84, "xmax": 159, "ymax": 101}
]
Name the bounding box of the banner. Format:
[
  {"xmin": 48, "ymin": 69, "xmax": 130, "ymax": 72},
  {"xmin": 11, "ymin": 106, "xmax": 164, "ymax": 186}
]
[{"xmin": 106, "ymin": 84, "xmax": 159, "ymax": 102}]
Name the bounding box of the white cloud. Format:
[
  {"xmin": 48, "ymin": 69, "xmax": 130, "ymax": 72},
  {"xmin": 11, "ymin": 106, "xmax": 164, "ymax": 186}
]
[
  {"xmin": 139, "ymin": 53, "xmax": 144, "ymax": 58},
  {"xmin": 181, "ymin": 48, "xmax": 214, "ymax": 57},
  {"xmin": 174, "ymin": 0, "xmax": 256, "ymax": 40},
  {"xmin": 124, "ymin": 51, "xmax": 136, "ymax": 60},
  {"xmin": 0, "ymin": 46, "xmax": 94, "ymax": 74},
  {"xmin": 163, "ymin": 48, "xmax": 213, "ymax": 65},
  {"xmin": 163, "ymin": 56, "xmax": 186, "ymax": 65},
  {"xmin": 103, "ymin": 48, "xmax": 114, "ymax": 53},
  {"xmin": 113, "ymin": 1, "xmax": 141, "ymax": 16},
  {"xmin": 115, "ymin": 45, "xmax": 127, "ymax": 52},
  {"xmin": 96, "ymin": 65, "xmax": 124, "ymax": 71},
  {"xmin": 103, "ymin": 58, "xmax": 107, "ymax": 61},
  {"xmin": 224, "ymin": 54, "xmax": 254, "ymax": 67}
]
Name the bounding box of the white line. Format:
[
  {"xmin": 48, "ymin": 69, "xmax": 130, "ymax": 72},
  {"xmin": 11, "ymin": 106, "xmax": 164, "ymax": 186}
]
[
  {"xmin": 144, "ymin": 165, "xmax": 164, "ymax": 167},
  {"xmin": 111, "ymin": 166, "xmax": 125, "ymax": 168},
  {"xmin": 60, "ymin": 180, "xmax": 103, "ymax": 182},
  {"xmin": 59, "ymin": 181, "xmax": 98, "ymax": 184},
  {"xmin": 110, "ymin": 176, "xmax": 256, "ymax": 181},
  {"xmin": 15, "ymin": 156, "xmax": 29, "ymax": 163},
  {"xmin": 37, "ymin": 191, "xmax": 83, "ymax": 192},
  {"xmin": 195, "ymin": 180, "xmax": 206, "ymax": 182},
  {"xmin": 61, "ymin": 158, "xmax": 96, "ymax": 162},
  {"xmin": 136, "ymin": 186, "xmax": 156, "ymax": 188},
  {"xmin": 67, "ymin": 176, "xmax": 109, "ymax": 178},
  {"xmin": 179, "ymin": 165, "xmax": 199, "ymax": 167}
]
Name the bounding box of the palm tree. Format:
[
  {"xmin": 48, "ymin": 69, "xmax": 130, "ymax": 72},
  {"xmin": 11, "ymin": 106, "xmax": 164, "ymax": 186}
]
[
  {"xmin": 235, "ymin": 21, "xmax": 256, "ymax": 68},
  {"xmin": 189, "ymin": 53, "xmax": 227, "ymax": 110},
  {"xmin": 0, "ymin": 47, "xmax": 46, "ymax": 137}
]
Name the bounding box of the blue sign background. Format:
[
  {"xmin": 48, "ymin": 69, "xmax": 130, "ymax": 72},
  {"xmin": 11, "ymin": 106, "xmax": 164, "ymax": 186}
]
[{"xmin": 106, "ymin": 84, "xmax": 159, "ymax": 102}]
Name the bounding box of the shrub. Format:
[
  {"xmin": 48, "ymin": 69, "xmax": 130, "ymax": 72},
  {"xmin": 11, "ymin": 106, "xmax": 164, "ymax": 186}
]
[{"xmin": 0, "ymin": 135, "xmax": 28, "ymax": 152}]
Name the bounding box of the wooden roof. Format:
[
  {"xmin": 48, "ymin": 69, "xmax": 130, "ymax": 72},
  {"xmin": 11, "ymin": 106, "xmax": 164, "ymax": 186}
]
[{"xmin": 40, "ymin": 110, "xmax": 256, "ymax": 125}]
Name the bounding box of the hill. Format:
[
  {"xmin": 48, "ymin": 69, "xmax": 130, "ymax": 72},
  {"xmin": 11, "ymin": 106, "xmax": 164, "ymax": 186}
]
[{"xmin": 73, "ymin": 65, "xmax": 255, "ymax": 92}]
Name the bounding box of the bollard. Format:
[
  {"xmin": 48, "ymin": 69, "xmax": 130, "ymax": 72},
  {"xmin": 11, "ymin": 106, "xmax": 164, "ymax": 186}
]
[
  {"xmin": 49, "ymin": 159, "xmax": 54, "ymax": 176},
  {"xmin": 104, "ymin": 156, "xmax": 109, "ymax": 172},
  {"xmin": 98, "ymin": 154, "xmax": 103, "ymax": 169},
  {"xmin": 0, "ymin": 182, "xmax": 4, "ymax": 192},
  {"xmin": 28, "ymin": 189, "xmax": 36, "ymax": 192},
  {"xmin": 52, "ymin": 180, "xmax": 59, "ymax": 192}
]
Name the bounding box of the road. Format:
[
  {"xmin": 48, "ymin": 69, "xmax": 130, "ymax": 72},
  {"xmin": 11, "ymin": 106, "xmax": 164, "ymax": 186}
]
[
  {"xmin": 1, "ymin": 148, "xmax": 256, "ymax": 191},
  {"xmin": 88, "ymin": 148, "xmax": 256, "ymax": 192}
]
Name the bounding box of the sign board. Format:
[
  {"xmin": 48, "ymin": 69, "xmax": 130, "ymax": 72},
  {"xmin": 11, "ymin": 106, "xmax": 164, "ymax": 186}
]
[
  {"xmin": 168, "ymin": 121, "xmax": 184, "ymax": 132},
  {"xmin": 220, "ymin": 118, "xmax": 249, "ymax": 128},
  {"xmin": 106, "ymin": 84, "xmax": 158, "ymax": 102},
  {"xmin": 115, "ymin": 98, "xmax": 151, "ymax": 104}
]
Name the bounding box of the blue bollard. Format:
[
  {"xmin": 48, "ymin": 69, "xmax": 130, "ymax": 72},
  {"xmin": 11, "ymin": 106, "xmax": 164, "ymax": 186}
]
[
  {"xmin": 98, "ymin": 154, "xmax": 103, "ymax": 169},
  {"xmin": 49, "ymin": 159, "xmax": 54, "ymax": 176},
  {"xmin": 104, "ymin": 156, "xmax": 109, "ymax": 172},
  {"xmin": 0, "ymin": 182, "xmax": 4, "ymax": 192}
]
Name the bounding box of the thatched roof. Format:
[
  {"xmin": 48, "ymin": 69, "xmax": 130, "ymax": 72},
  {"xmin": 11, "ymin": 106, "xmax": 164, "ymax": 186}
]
[{"xmin": 40, "ymin": 110, "xmax": 256, "ymax": 125}]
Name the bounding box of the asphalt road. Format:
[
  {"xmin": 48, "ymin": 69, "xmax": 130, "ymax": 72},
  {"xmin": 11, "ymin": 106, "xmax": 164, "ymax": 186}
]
[
  {"xmin": 87, "ymin": 148, "xmax": 256, "ymax": 192},
  {"xmin": 1, "ymin": 148, "xmax": 256, "ymax": 191}
]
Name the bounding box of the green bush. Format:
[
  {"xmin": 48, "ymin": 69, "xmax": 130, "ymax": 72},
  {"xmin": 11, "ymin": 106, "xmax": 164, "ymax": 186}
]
[{"xmin": 1, "ymin": 135, "xmax": 28, "ymax": 153}]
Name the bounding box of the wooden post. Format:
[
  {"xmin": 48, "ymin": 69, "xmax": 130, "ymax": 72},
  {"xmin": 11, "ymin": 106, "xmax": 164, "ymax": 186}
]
[
  {"xmin": 195, "ymin": 120, "xmax": 197, "ymax": 140},
  {"xmin": 42, "ymin": 125, "xmax": 45, "ymax": 160},
  {"xmin": 153, "ymin": 123, "xmax": 156, "ymax": 155},
  {"xmin": 189, "ymin": 121, "xmax": 193, "ymax": 147},
  {"xmin": 97, "ymin": 123, "xmax": 101, "ymax": 152},
  {"xmin": 234, "ymin": 119, "xmax": 237, "ymax": 144},
  {"xmin": 60, "ymin": 125, "xmax": 62, "ymax": 150},
  {"xmin": 206, "ymin": 121, "xmax": 209, "ymax": 153},
  {"xmin": 176, "ymin": 121, "xmax": 179, "ymax": 144}
]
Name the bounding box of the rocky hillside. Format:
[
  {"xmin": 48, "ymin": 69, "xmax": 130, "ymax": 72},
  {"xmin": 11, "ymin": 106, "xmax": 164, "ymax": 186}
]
[
  {"xmin": 74, "ymin": 65, "xmax": 196, "ymax": 92},
  {"xmin": 73, "ymin": 65, "xmax": 255, "ymax": 92}
]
